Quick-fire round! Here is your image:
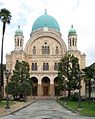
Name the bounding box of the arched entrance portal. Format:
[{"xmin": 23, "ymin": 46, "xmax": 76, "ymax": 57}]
[
  {"xmin": 31, "ymin": 77, "xmax": 38, "ymax": 96},
  {"xmin": 54, "ymin": 77, "xmax": 59, "ymax": 96},
  {"xmin": 42, "ymin": 77, "xmax": 50, "ymax": 96}
]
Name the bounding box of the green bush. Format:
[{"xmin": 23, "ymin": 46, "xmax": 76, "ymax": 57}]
[
  {"xmin": 19, "ymin": 81, "xmax": 32, "ymax": 101},
  {"xmin": 59, "ymin": 97, "xmax": 65, "ymax": 100},
  {"xmin": 69, "ymin": 93, "xmax": 79, "ymax": 101},
  {"xmin": 5, "ymin": 81, "xmax": 20, "ymax": 100}
]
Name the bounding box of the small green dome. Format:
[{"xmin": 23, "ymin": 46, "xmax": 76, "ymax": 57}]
[
  {"xmin": 32, "ymin": 10, "xmax": 60, "ymax": 32},
  {"xmin": 68, "ymin": 25, "xmax": 77, "ymax": 35},
  {"xmin": 15, "ymin": 25, "xmax": 23, "ymax": 36}
]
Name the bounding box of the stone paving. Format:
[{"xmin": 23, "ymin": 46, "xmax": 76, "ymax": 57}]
[
  {"xmin": 0, "ymin": 99, "xmax": 95, "ymax": 119},
  {"xmin": 0, "ymin": 98, "xmax": 34, "ymax": 117}
]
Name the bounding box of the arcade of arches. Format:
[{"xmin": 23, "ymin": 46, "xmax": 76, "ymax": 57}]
[{"xmin": 31, "ymin": 77, "xmax": 59, "ymax": 96}]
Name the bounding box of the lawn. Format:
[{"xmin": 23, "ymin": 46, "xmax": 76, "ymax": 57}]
[
  {"xmin": 0, "ymin": 100, "xmax": 15, "ymax": 107},
  {"xmin": 58, "ymin": 99, "xmax": 95, "ymax": 117}
]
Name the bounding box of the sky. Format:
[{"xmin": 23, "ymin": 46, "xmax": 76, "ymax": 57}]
[{"xmin": 0, "ymin": 0, "xmax": 95, "ymax": 66}]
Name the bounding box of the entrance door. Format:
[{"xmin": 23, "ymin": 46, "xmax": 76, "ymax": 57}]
[
  {"xmin": 55, "ymin": 86, "xmax": 58, "ymax": 96},
  {"xmin": 43, "ymin": 86, "xmax": 48, "ymax": 96},
  {"xmin": 42, "ymin": 77, "xmax": 50, "ymax": 96},
  {"xmin": 55, "ymin": 86, "xmax": 60, "ymax": 96},
  {"xmin": 32, "ymin": 86, "xmax": 38, "ymax": 96}
]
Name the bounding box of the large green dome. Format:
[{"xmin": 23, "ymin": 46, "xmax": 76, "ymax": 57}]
[{"xmin": 32, "ymin": 10, "xmax": 60, "ymax": 32}]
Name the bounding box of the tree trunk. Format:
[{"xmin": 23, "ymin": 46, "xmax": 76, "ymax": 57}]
[
  {"xmin": 0, "ymin": 22, "xmax": 6, "ymax": 98},
  {"xmin": 68, "ymin": 89, "xmax": 71, "ymax": 98}
]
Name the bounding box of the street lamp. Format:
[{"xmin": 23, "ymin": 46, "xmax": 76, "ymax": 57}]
[
  {"xmin": 4, "ymin": 69, "xmax": 11, "ymax": 111},
  {"xmin": 77, "ymin": 71, "xmax": 85, "ymax": 108}
]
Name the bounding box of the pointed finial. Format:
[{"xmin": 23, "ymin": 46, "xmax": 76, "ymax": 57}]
[
  {"xmin": 71, "ymin": 25, "xmax": 73, "ymax": 28},
  {"xmin": 45, "ymin": 9, "xmax": 47, "ymax": 14},
  {"xmin": 18, "ymin": 25, "xmax": 20, "ymax": 29}
]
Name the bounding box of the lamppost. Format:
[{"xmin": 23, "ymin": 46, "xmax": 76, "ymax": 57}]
[
  {"xmin": 77, "ymin": 71, "xmax": 85, "ymax": 108},
  {"xmin": 4, "ymin": 69, "xmax": 11, "ymax": 111}
]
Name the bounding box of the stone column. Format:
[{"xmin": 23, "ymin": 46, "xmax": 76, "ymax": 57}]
[
  {"xmin": 49, "ymin": 79, "xmax": 54, "ymax": 96},
  {"xmin": 50, "ymin": 84, "xmax": 54, "ymax": 96},
  {"xmin": 38, "ymin": 84, "xmax": 42, "ymax": 96},
  {"xmin": 38, "ymin": 80, "xmax": 42, "ymax": 96}
]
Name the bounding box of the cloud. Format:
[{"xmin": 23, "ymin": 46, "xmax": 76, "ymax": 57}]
[{"xmin": 0, "ymin": 1, "xmax": 3, "ymax": 6}]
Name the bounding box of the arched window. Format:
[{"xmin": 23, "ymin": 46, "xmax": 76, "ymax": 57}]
[
  {"xmin": 73, "ymin": 38, "xmax": 74, "ymax": 46},
  {"xmin": 20, "ymin": 39, "xmax": 22, "ymax": 46},
  {"xmin": 35, "ymin": 63, "xmax": 37, "ymax": 70},
  {"xmin": 42, "ymin": 46, "xmax": 44, "ymax": 54},
  {"xmin": 31, "ymin": 63, "xmax": 37, "ymax": 71},
  {"xmin": 43, "ymin": 63, "xmax": 45, "ymax": 70},
  {"xmin": 42, "ymin": 46, "xmax": 50, "ymax": 54},
  {"xmin": 15, "ymin": 38, "xmax": 16, "ymax": 47},
  {"xmin": 45, "ymin": 46, "xmax": 47, "ymax": 54},
  {"xmin": 55, "ymin": 46, "xmax": 59, "ymax": 54},
  {"xmin": 17, "ymin": 38, "xmax": 19, "ymax": 46},
  {"xmin": 33, "ymin": 46, "xmax": 36, "ymax": 54},
  {"xmin": 46, "ymin": 63, "xmax": 49, "ymax": 70},
  {"xmin": 43, "ymin": 63, "xmax": 49, "ymax": 71},
  {"xmin": 32, "ymin": 63, "xmax": 35, "ymax": 70},
  {"xmin": 69, "ymin": 38, "xmax": 71, "ymax": 46},
  {"xmin": 54, "ymin": 63, "xmax": 59, "ymax": 70}
]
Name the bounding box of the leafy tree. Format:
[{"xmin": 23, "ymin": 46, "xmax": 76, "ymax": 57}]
[
  {"xmin": 6, "ymin": 60, "xmax": 32, "ymax": 100},
  {"xmin": 11, "ymin": 60, "xmax": 30, "ymax": 83},
  {"xmin": 83, "ymin": 63, "xmax": 95, "ymax": 103},
  {"xmin": 57, "ymin": 72, "xmax": 65, "ymax": 91},
  {"xmin": 19, "ymin": 81, "xmax": 32, "ymax": 101},
  {"xmin": 0, "ymin": 9, "xmax": 12, "ymax": 97},
  {"xmin": 58, "ymin": 53, "xmax": 80, "ymax": 97},
  {"xmin": 5, "ymin": 81, "xmax": 20, "ymax": 100}
]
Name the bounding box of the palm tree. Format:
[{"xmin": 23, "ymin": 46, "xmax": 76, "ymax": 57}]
[{"xmin": 0, "ymin": 8, "xmax": 12, "ymax": 97}]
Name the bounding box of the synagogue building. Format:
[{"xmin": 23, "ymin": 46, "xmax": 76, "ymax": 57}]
[{"xmin": 6, "ymin": 10, "xmax": 86, "ymax": 97}]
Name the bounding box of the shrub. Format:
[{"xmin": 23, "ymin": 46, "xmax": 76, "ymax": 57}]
[
  {"xmin": 69, "ymin": 93, "xmax": 79, "ymax": 101},
  {"xmin": 5, "ymin": 81, "xmax": 20, "ymax": 100}
]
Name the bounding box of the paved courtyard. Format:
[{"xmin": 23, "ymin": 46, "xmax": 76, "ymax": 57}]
[{"xmin": 0, "ymin": 99, "xmax": 95, "ymax": 119}]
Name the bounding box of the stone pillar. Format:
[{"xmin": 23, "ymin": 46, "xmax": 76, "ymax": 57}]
[
  {"xmin": 38, "ymin": 79, "xmax": 42, "ymax": 96},
  {"xmin": 49, "ymin": 84, "xmax": 54, "ymax": 96},
  {"xmin": 49, "ymin": 79, "xmax": 54, "ymax": 96},
  {"xmin": 38, "ymin": 84, "xmax": 42, "ymax": 96}
]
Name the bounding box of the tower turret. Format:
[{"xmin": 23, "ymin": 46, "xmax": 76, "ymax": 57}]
[
  {"xmin": 14, "ymin": 25, "xmax": 24, "ymax": 51},
  {"xmin": 68, "ymin": 25, "xmax": 77, "ymax": 51}
]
